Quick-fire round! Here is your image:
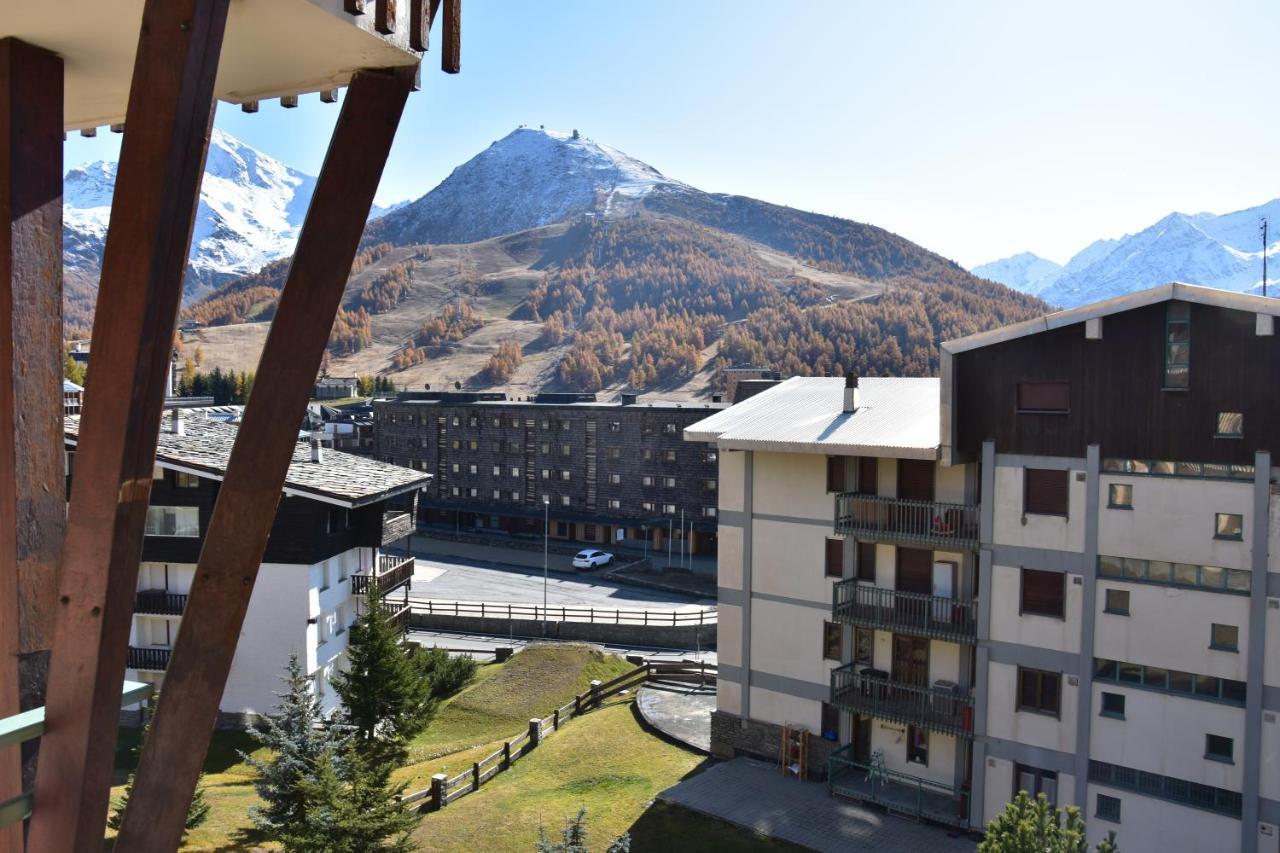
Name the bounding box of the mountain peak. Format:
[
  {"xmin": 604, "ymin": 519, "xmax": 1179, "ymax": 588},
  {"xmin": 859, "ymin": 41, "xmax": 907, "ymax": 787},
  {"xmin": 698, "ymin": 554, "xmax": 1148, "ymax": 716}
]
[{"xmin": 970, "ymin": 251, "xmax": 1062, "ymax": 294}]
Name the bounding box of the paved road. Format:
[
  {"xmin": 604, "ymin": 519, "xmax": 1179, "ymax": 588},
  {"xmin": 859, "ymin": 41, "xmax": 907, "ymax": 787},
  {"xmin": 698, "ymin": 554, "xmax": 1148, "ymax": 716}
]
[
  {"xmin": 408, "ymin": 628, "xmax": 718, "ymax": 663},
  {"xmin": 400, "ymin": 551, "xmax": 714, "ymax": 611}
]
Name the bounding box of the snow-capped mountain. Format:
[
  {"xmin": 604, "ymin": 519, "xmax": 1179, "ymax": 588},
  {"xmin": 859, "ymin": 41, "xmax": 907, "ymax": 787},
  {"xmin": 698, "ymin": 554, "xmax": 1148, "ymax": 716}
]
[
  {"xmin": 365, "ymin": 127, "xmax": 689, "ymax": 247},
  {"xmin": 972, "ymin": 199, "xmax": 1280, "ymax": 308},
  {"xmin": 971, "ymin": 252, "xmax": 1062, "ymax": 294},
  {"xmin": 63, "ymin": 128, "xmax": 398, "ymax": 303}
]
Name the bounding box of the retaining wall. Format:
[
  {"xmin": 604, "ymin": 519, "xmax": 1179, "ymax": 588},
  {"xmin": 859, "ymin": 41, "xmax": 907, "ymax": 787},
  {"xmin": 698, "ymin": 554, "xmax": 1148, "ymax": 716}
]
[{"xmin": 408, "ymin": 611, "xmax": 716, "ymax": 649}]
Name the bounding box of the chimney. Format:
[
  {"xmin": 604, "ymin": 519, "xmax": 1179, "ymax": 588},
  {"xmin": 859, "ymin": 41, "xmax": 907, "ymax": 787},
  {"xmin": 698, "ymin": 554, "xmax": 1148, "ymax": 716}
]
[
  {"xmin": 843, "ymin": 372, "xmax": 860, "ymax": 414},
  {"xmin": 168, "ymin": 408, "xmax": 185, "ymax": 436},
  {"xmin": 310, "ymin": 430, "xmax": 327, "ymax": 463}
]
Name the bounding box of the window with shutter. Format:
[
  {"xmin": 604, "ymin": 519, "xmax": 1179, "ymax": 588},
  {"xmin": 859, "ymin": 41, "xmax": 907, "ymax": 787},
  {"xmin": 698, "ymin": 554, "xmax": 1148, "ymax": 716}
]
[
  {"xmin": 896, "ymin": 547, "xmax": 933, "ymax": 594},
  {"xmin": 825, "ymin": 538, "xmax": 844, "ymax": 578},
  {"xmin": 1020, "ymin": 568, "xmax": 1065, "ymax": 618},
  {"xmin": 857, "ymin": 457, "xmax": 878, "ymax": 495},
  {"xmin": 896, "ymin": 459, "xmax": 934, "ymax": 502},
  {"xmin": 826, "ymin": 457, "xmax": 846, "ymax": 493},
  {"xmin": 856, "ymin": 541, "xmax": 877, "ymax": 582},
  {"xmin": 1024, "ymin": 468, "xmax": 1069, "ymax": 515},
  {"xmin": 1017, "ymin": 382, "xmax": 1070, "ymax": 413}
]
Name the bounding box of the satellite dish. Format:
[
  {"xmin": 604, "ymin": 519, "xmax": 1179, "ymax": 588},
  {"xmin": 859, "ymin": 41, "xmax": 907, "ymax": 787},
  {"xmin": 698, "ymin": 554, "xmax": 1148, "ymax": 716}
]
[
  {"xmin": 424, "ymin": 383, "xmax": 431, "ymax": 390},
  {"xmin": 454, "ymin": 381, "xmax": 462, "ymax": 390}
]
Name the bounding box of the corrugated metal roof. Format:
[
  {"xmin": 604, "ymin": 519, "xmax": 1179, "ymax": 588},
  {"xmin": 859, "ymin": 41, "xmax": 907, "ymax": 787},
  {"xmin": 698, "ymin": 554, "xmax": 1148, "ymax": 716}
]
[{"xmin": 684, "ymin": 377, "xmax": 939, "ymax": 459}]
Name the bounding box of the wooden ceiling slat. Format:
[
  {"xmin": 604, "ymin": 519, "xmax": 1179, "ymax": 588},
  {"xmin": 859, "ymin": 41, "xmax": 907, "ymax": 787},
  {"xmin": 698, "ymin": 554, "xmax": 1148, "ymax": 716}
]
[{"xmin": 442, "ymin": 0, "xmax": 460, "ymax": 73}]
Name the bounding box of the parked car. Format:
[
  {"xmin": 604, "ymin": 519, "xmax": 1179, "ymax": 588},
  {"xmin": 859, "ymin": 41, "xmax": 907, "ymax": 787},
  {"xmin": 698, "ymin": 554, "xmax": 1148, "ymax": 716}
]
[{"xmin": 572, "ymin": 549, "xmax": 614, "ymax": 570}]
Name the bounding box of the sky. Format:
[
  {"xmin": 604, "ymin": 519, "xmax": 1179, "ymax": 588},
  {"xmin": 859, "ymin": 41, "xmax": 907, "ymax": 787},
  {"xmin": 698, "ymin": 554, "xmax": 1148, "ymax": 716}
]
[{"xmin": 63, "ymin": 0, "xmax": 1280, "ymax": 269}]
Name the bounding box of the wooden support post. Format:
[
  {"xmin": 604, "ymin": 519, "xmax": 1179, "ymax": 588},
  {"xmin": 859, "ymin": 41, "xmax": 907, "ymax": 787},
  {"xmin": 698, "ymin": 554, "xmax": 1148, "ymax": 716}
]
[
  {"xmin": 114, "ymin": 65, "xmax": 414, "ymax": 853},
  {"xmin": 471, "ymin": 761, "xmax": 480, "ymax": 791},
  {"xmin": 0, "ymin": 36, "xmax": 64, "ymax": 851},
  {"xmin": 590, "ymin": 679, "xmax": 602, "ymax": 708},
  {"xmin": 430, "ymin": 773, "xmax": 447, "ymax": 810},
  {"xmin": 528, "ymin": 718, "xmax": 541, "ymax": 747},
  {"xmin": 502, "ymin": 740, "xmax": 511, "ymax": 770},
  {"xmin": 26, "ymin": 3, "xmax": 230, "ymax": 850},
  {"xmin": 375, "ymin": 0, "xmax": 397, "ymax": 34},
  {"xmin": 441, "ymin": 0, "xmax": 460, "ymax": 73}
]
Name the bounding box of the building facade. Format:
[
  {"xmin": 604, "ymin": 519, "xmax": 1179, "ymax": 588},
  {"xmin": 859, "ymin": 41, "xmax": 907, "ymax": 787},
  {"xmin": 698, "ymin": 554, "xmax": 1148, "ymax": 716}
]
[
  {"xmin": 65, "ymin": 414, "xmax": 427, "ymax": 724},
  {"xmin": 372, "ymin": 391, "xmax": 725, "ymax": 557},
  {"xmin": 690, "ymin": 284, "xmax": 1280, "ymax": 853}
]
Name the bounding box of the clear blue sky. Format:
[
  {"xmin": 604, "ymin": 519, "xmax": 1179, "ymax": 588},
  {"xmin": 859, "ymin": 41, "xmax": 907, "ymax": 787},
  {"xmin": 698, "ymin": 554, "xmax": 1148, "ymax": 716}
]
[{"xmin": 64, "ymin": 0, "xmax": 1280, "ymax": 268}]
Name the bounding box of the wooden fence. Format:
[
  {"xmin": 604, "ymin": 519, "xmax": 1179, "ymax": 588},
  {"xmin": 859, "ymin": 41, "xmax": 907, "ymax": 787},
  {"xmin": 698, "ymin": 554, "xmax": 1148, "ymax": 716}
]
[
  {"xmin": 400, "ymin": 660, "xmax": 715, "ymax": 812},
  {"xmin": 411, "ymin": 600, "xmax": 717, "ymax": 626}
]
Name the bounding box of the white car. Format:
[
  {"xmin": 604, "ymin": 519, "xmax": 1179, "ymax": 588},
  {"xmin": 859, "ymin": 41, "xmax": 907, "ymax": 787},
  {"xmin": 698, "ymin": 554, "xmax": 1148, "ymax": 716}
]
[{"xmin": 572, "ymin": 549, "xmax": 614, "ymax": 570}]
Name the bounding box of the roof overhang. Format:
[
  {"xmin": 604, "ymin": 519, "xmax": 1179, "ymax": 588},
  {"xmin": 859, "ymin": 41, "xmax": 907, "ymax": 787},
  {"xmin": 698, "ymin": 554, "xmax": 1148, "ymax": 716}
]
[{"xmin": 9, "ymin": 0, "xmax": 425, "ymax": 132}]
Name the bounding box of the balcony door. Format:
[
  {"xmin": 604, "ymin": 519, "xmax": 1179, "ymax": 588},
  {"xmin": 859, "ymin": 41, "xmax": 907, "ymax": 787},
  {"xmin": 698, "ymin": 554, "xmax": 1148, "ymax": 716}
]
[
  {"xmin": 896, "ymin": 547, "xmax": 933, "ymax": 594},
  {"xmin": 892, "ymin": 635, "xmax": 929, "ymax": 687},
  {"xmin": 897, "ymin": 459, "xmax": 934, "ymax": 503}
]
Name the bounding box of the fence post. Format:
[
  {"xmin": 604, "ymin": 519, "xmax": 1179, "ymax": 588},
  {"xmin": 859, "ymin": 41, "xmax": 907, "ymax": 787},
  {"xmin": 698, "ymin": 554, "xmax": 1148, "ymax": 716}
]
[
  {"xmin": 553, "ymin": 708, "xmax": 560, "ymax": 730},
  {"xmin": 472, "ymin": 761, "xmax": 481, "ymax": 791},
  {"xmin": 431, "ymin": 773, "xmax": 448, "ymax": 810},
  {"xmin": 502, "ymin": 741, "xmax": 511, "ymax": 770},
  {"xmin": 528, "ymin": 717, "xmax": 542, "ymax": 747},
  {"xmin": 590, "ymin": 679, "xmax": 602, "ymax": 708},
  {"xmin": 574, "ymin": 693, "xmax": 582, "ymax": 715},
  {"xmin": 644, "ymin": 610, "xmax": 648, "ymax": 626}
]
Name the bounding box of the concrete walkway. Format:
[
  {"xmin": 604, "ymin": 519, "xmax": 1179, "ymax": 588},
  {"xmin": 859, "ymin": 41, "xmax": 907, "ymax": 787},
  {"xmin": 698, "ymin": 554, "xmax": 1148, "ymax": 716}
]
[
  {"xmin": 659, "ymin": 758, "xmax": 977, "ymax": 853},
  {"xmin": 636, "ymin": 680, "xmax": 715, "ymax": 753}
]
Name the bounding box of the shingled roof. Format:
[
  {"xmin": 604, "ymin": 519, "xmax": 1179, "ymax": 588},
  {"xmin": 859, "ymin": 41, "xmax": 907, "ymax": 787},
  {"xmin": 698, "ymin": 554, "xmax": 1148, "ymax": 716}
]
[{"xmin": 64, "ymin": 414, "xmax": 428, "ymax": 508}]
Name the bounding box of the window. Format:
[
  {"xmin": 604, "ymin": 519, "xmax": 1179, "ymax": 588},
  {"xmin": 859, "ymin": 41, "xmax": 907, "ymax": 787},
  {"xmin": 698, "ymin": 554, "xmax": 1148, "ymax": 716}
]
[
  {"xmin": 608, "ymin": 499, "xmax": 621, "ymax": 510},
  {"xmin": 174, "ymin": 471, "xmax": 199, "ymax": 488},
  {"xmin": 663, "ymin": 504, "xmax": 676, "ymax": 514},
  {"xmin": 826, "ymin": 456, "xmax": 846, "ymax": 492},
  {"xmin": 854, "ymin": 627, "xmax": 873, "ymax": 665},
  {"xmin": 663, "ymin": 477, "xmax": 676, "ymax": 489},
  {"xmin": 144, "ymin": 506, "xmax": 199, "ymax": 537},
  {"xmin": 1103, "ymin": 588, "xmax": 1129, "ymax": 615},
  {"xmin": 607, "ymin": 448, "xmax": 621, "ymax": 460},
  {"xmin": 327, "ymin": 507, "xmax": 348, "ymax": 534},
  {"xmin": 1164, "ymin": 301, "xmax": 1190, "ymax": 389},
  {"xmin": 703, "ymin": 479, "xmax": 717, "ymax": 492},
  {"xmin": 642, "ymin": 448, "xmax": 654, "ymax": 461},
  {"xmin": 1020, "ymin": 568, "xmax": 1065, "ymax": 618},
  {"xmin": 493, "ymin": 489, "xmax": 501, "ymax": 500},
  {"xmin": 560, "ymin": 419, "xmax": 571, "ymax": 431},
  {"xmin": 856, "ymin": 541, "xmax": 876, "ymax": 582},
  {"xmin": 468, "ymin": 488, "xmax": 478, "ymax": 498},
  {"xmin": 492, "ymin": 440, "xmax": 502, "ymax": 453},
  {"xmin": 511, "ymin": 491, "xmax": 520, "ymax": 501},
  {"xmin": 1017, "ymin": 667, "xmax": 1061, "ymax": 716},
  {"xmin": 560, "ymin": 495, "xmax": 571, "ymax": 507},
  {"xmin": 1098, "ymin": 554, "xmax": 1250, "ymax": 594},
  {"xmin": 1094, "ymin": 658, "xmax": 1246, "ymax": 706},
  {"xmin": 642, "ymin": 502, "xmax": 655, "ymax": 512},
  {"xmin": 560, "ymin": 444, "xmax": 571, "ymax": 457},
  {"xmin": 664, "ymin": 450, "xmax": 677, "ymax": 463},
  {"xmin": 1024, "ymin": 468, "xmax": 1068, "ymax": 515},
  {"xmin": 468, "ymin": 464, "xmax": 477, "ymax": 475},
  {"xmin": 451, "ymin": 486, "xmax": 460, "ymax": 497},
  {"xmin": 451, "ymin": 439, "xmax": 460, "ymax": 450},
  {"xmin": 1107, "ymin": 483, "xmax": 1132, "ymax": 509},
  {"xmin": 1096, "ymin": 794, "xmax": 1121, "ymax": 823},
  {"xmin": 451, "ymin": 416, "xmax": 460, "ymax": 427},
  {"xmin": 664, "ymin": 422, "xmax": 678, "ymax": 434},
  {"xmin": 540, "ymin": 443, "xmax": 550, "ymax": 455},
  {"xmin": 560, "ymin": 470, "xmax": 571, "ymax": 481},
  {"xmin": 1205, "ymin": 734, "xmax": 1234, "ymax": 763},
  {"xmin": 1017, "ymin": 382, "xmax": 1070, "ymax": 413},
  {"xmin": 703, "ymin": 506, "xmax": 717, "ymax": 518},
  {"xmin": 467, "ymin": 416, "xmax": 478, "ymax": 428},
  {"xmin": 583, "ymin": 524, "xmax": 597, "ymax": 540},
  {"xmin": 825, "ymin": 539, "xmax": 843, "ymax": 578},
  {"xmin": 511, "ymin": 417, "xmax": 520, "ymax": 429},
  {"xmin": 468, "ymin": 440, "xmax": 478, "ymax": 451},
  {"xmin": 1214, "ymin": 513, "xmax": 1243, "ymax": 540},
  {"xmin": 319, "ymin": 560, "xmax": 331, "ymax": 592},
  {"xmin": 822, "ymin": 622, "xmax": 841, "ymax": 660},
  {"xmin": 492, "ymin": 417, "xmax": 501, "ymax": 428},
  {"xmin": 642, "ymin": 475, "xmax": 654, "ymax": 487},
  {"xmin": 907, "ymin": 726, "xmax": 928, "ymax": 766},
  {"xmin": 541, "ymin": 469, "xmax": 550, "ymax": 480},
  {"xmin": 1100, "ymin": 692, "xmax": 1125, "ymax": 719},
  {"xmin": 1015, "ymin": 765, "xmax": 1058, "ymax": 806},
  {"xmin": 820, "ymin": 702, "xmax": 839, "ymax": 741},
  {"xmin": 1216, "ymin": 412, "xmax": 1243, "ymax": 438},
  {"xmin": 451, "ymin": 462, "xmax": 460, "ymax": 473},
  {"xmin": 1210, "ymin": 623, "xmax": 1238, "ymax": 652},
  {"xmin": 705, "ymin": 450, "xmax": 718, "ymax": 464},
  {"xmin": 511, "ymin": 467, "xmax": 521, "ymax": 478},
  {"xmin": 610, "ymin": 473, "xmax": 621, "ymax": 485},
  {"xmin": 1103, "ymin": 457, "xmax": 1255, "ymax": 481},
  {"xmin": 609, "ymin": 421, "xmax": 621, "ymax": 433},
  {"xmin": 541, "ymin": 420, "xmax": 550, "ymax": 431},
  {"xmin": 493, "ymin": 465, "xmax": 502, "ymax": 477}
]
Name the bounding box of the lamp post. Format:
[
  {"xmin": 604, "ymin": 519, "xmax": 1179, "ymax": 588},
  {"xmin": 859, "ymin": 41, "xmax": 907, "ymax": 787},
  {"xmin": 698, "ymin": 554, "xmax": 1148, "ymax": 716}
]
[{"xmin": 542, "ymin": 495, "xmax": 550, "ymax": 637}]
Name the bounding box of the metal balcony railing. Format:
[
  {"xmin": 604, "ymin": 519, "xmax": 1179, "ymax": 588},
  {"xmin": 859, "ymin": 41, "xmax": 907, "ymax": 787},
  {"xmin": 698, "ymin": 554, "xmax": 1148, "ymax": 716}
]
[
  {"xmin": 133, "ymin": 590, "xmax": 188, "ymax": 616},
  {"xmin": 351, "ymin": 554, "xmax": 414, "ymax": 596},
  {"xmin": 381, "ymin": 511, "xmax": 414, "ymax": 545},
  {"xmin": 835, "ymin": 494, "xmax": 978, "ymax": 549},
  {"xmin": 127, "ymin": 647, "xmax": 172, "ymax": 671},
  {"xmin": 832, "ymin": 580, "xmax": 976, "ymax": 644},
  {"xmin": 828, "ymin": 744, "xmax": 969, "ymax": 828},
  {"xmin": 830, "ymin": 663, "xmax": 973, "ymax": 738}
]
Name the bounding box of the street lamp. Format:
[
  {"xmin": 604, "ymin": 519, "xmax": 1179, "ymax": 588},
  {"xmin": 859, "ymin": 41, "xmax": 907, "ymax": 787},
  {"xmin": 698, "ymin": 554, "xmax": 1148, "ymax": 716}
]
[{"xmin": 542, "ymin": 495, "xmax": 550, "ymax": 637}]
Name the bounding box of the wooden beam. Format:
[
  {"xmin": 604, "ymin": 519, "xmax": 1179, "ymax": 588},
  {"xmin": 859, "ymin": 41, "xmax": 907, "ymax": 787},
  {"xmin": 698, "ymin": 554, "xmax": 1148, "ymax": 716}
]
[
  {"xmin": 442, "ymin": 0, "xmax": 460, "ymax": 73},
  {"xmin": 114, "ymin": 64, "xmax": 414, "ymax": 853},
  {"xmin": 320, "ymin": 88, "xmax": 339, "ymax": 103},
  {"xmin": 25, "ymin": 1, "xmax": 230, "ymax": 850},
  {"xmin": 344, "ymin": 0, "xmax": 366, "ymax": 14},
  {"xmin": 279, "ymin": 94, "xmax": 298, "ymax": 109},
  {"xmin": 376, "ymin": 0, "xmax": 397, "ymax": 34},
  {"xmin": 0, "ymin": 37, "xmax": 64, "ymax": 853},
  {"xmin": 241, "ymin": 99, "xmax": 259, "ymax": 113},
  {"xmin": 410, "ymin": 0, "xmax": 430, "ymax": 51}
]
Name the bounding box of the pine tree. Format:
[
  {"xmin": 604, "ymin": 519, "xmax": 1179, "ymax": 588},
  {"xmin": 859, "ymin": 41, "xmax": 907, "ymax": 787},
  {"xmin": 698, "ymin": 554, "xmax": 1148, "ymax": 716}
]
[
  {"xmin": 276, "ymin": 746, "xmax": 418, "ymax": 853},
  {"xmin": 331, "ymin": 587, "xmax": 435, "ymax": 767},
  {"xmin": 535, "ymin": 808, "xmax": 630, "ymax": 853},
  {"xmin": 242, "ymin": 652, "xmax": 344, "ymax": 838},
  {"xmin": 979, "ymin": 791, "xmax": 1118, "ymax": 853}
]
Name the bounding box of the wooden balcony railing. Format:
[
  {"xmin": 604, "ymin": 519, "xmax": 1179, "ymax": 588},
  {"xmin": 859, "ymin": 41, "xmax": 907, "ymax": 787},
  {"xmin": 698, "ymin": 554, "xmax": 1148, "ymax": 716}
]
[
  {"xmin": 830, "ymin": 663, "xmax": 972, "ymax": 738},
  {"xmin": 835, "ymin": 494, "xmax": 978, "ymax": 549},
  {"xmin": 832, "ymin": 580, "xmax": 976, "ymax": 644},
  {"xmin": 381, "ymin": 510, "xmax": 414, "ymax": 545},
  {"xmin": 133, "ymin": 590, "xmax": 188, "ymax": 616},
  {"xmin": 351, "ymin": 554, "xmax": 415, "ymax": 596},
  {"xmin": 127, "ymin": 647, "xmax": 172, "ymax": 672},
  {"xmin": 828, "ymin": 744, "xmax": 969, "ymax": 828}
]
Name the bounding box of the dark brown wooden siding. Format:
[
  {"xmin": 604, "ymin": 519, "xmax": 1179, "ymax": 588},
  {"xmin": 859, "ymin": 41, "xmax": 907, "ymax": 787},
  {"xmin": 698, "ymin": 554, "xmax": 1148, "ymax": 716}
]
[{"xmin": 953, "ymin": 300, "xmax": 1280, "ymax": 464}]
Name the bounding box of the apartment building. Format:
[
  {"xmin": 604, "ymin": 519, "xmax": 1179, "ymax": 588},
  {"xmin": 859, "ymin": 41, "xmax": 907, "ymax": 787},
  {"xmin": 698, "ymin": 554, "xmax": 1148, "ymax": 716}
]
[
  {"xmin": 64, "ymin": 413, "xmax": 428, "ymax": 724},
  {"xmin": 689, "ymin": 283, "xmax": 1280, "ymax": 853},
  {"xmin": 373, "ymin": 391, "xmax": 725, "ymax": 557}
]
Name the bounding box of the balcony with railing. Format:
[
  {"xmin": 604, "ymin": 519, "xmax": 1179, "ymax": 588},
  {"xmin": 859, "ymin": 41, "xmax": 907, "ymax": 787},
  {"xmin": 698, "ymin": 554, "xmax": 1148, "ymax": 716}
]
[
  {"xmin": 381, "ymin": 510, "xmax": 414, "ymax": 546},
  {"xmin": 133, "ymin": 590, "xmax": 188, "ymax": 616},
  {"xmin": 352, "ymin": 554, "xmax": 415, "ymax": 596},
  {"xmin": 832, "ymin": 580, "xmax": 976, "ymax": 644},
  {"xmin": 367, "ymin": 599, "xmax": 411, "ymax": 635},
  {"xmin": 835, "ymin": 493, "xmax": 978, "ymax": 549},
  {"xmin": 829, "ymin": 744, "xmax": 969, "ymax": 828},
  {"xmin": 830, "ymin": 663, "xmax": 973, "ymax": 738},
  {"xmin": 127, "ymin": 647, "xmax": 171, "ymax": 672}
]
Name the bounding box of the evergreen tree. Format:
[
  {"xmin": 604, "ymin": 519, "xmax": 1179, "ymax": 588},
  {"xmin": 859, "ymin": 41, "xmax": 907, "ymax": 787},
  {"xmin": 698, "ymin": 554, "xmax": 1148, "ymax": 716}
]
[
  {"xmin": 331, "ymin": 587, "xmax": 435, "ymax": 767},
  {"xmin": 276, "ymin": 746, "xmax": 418, "ymax": 853},
  {"xmin": 979, "ymin": 792, "xmax": 1118, "ymax": 853},
  {"xmin": 108, "ymin": 699, "xmax": 211, "ymax": 840},
  {"xmin": 242, "ymin": 652, "xmax": 344, "ymax": 838},
  {"xmin": 63, "ymin": 350, "xmax": 87, "ymax": 386},
  {"xmin": 535, "ymin": 808, "xmax": 630, "ymax": 853}
]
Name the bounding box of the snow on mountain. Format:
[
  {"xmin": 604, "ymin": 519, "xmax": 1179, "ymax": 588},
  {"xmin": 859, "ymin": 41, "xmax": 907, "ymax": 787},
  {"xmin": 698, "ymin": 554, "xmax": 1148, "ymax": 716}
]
[
  {"xmin": 366, "ymin": 127, "xmax": 689, "ymax": 247},
  {"xmin": 971, "ymin": 252, "xmax": 1062, "ymax": 294}
]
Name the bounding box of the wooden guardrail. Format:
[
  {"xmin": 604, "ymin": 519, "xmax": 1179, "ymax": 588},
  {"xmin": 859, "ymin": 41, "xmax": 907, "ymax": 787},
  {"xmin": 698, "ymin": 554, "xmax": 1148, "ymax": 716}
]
[
  {"xmin": 411, "ymin": 600, "xmax": 717, "ymax": 626},
  {"xmin": 400, "ymin": 660, "xmax": 715, "ymax": 812}
]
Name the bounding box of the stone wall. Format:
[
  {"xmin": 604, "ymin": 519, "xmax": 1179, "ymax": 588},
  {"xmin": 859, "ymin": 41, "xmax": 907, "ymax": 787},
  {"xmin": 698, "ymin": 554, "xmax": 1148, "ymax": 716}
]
[
  {"xmin": 710, "ymin": 710, "xmax": 840, "ymax": 780},
  {"xmin": 408, "ymin": 611, "xmax": 715, "ymax": 650}
]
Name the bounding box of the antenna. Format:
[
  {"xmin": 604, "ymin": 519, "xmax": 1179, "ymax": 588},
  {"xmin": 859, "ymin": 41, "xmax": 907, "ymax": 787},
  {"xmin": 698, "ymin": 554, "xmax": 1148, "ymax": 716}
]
[{"xmin": 1262, "ymin": 217, "xmax": 1269, "ymax": 298}]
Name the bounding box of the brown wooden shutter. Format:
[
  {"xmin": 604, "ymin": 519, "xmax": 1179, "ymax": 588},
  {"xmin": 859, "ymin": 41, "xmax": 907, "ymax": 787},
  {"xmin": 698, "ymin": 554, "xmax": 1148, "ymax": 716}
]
[
  {"xmin": 825, "ymin": 538, "xmax": 844, "ymax": 578},
  {"xmin": 857, "ymin": 456, "xmax": 878, "ymax": 495},
  {"xmin": 856, "ymin": 541, "xmax": 877, "ymax": 581},
  {"xmin": 1020, "ymin": 567, "xmax": 1064, "ymax": 618},
  {"xmin": 1017, "ymin": 382, "xmax": 1070, "ymax": 412},
  {"xmin": 826, "ymin": 456, "xmax": 846, "ymax": 492},
  {"xmin": 897, "ymin": 459, "xmax": 935, "ymax": 502},
  {"xmin": 1024, "ymin": 468, "xmax": 1069, "ymax": 515},
  {"xmin": 896, "ymin": 547, "xmax": 933, "ymax": 594}
]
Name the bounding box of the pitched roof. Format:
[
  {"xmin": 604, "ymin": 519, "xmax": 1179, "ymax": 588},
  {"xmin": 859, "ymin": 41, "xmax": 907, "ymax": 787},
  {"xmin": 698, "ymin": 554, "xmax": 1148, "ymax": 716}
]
[
  {"xmin": 64, "ymin": 415, "xmax": 428, "ymax": 508},
  {"xmin": 683, "ymin": 376, "xmax": 939, "ymax": 460},
  {"xmin": 943, "ymin": 282, "xmax": 1280, "ymax": 355}
]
